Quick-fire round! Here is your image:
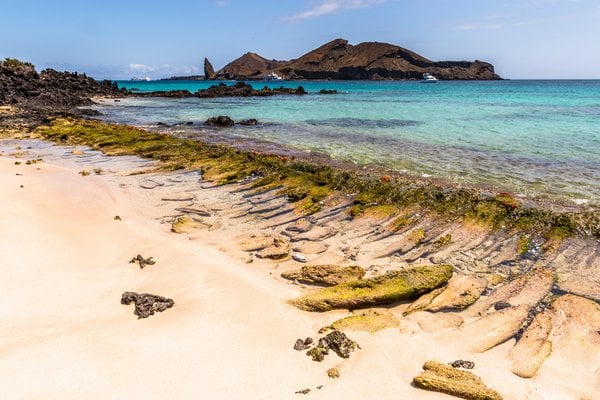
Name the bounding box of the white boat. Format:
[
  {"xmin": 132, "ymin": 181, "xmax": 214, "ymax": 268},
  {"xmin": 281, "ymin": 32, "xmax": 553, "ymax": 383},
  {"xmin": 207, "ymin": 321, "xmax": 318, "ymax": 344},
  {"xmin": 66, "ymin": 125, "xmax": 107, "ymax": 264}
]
[
  {"xmin": 263, "ymin": 72, "xmax": 283, "ymax": 81},
  {"xmin": 421, "ymin": 73, "xmax": 438, "ymax": 83},
  {"xmin": 131, "ymin": 76, "xmax": 151, "ymax": 81}
]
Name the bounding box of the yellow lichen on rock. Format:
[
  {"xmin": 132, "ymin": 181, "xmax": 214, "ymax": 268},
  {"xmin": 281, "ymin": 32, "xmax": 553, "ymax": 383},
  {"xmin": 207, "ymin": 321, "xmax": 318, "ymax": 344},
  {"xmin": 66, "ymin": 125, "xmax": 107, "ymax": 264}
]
[
  {"xmin": 413, "ymin": 360, "xmax": 503, "ymax": 400},
  {"xmin": 290, "ymin": 264, "xmax": 453, "ymax": 312},
  {"xmin": 325, "ymin": 309, "xmax": 400, "ymax": 333}
]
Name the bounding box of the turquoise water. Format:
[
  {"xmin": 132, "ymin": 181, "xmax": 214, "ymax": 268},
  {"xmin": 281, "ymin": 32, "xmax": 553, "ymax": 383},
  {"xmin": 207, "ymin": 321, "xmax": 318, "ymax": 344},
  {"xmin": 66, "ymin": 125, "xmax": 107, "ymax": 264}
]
[{"xmin": 95, "ymin": 80, "xmax": 600, "ymax": 206}]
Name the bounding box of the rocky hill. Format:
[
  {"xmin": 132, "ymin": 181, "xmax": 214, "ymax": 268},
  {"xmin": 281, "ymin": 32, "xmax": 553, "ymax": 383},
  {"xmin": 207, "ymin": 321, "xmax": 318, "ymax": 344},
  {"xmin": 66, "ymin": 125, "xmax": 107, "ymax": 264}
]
[
  {"xmin": 214, "ymin": 38, "xmax": 500, "ymax": 80},
  {"xmin": 217, "ymin": 53, "xmax": 288, "ymax": 80}
]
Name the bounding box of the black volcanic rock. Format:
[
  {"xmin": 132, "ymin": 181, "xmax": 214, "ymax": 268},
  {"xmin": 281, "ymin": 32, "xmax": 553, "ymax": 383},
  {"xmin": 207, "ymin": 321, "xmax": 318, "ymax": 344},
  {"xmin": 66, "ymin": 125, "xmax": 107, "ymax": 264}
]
[
  {"xmin": 215, "ymin": 38, "xmax": 501, "ymax": 80},
  {"xmin": 0, "ymin": 58, "xmax": 128, "ymax": 131},
  {"xmin": 196, "ymin": 82, "xmax": 306, "ymax": 98},
  {"xmin": 206, "ymin": 115, "xmax": 235, "ymax": 127},
  {"xmin": 204, "ymin": 57, "xmax": 216, "ymax": 80}
]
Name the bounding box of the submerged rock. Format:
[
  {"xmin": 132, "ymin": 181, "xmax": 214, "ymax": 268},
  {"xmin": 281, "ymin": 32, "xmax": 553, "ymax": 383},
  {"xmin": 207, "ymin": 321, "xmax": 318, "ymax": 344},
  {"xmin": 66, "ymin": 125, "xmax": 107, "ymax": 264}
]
[
  {"xmin": 205, "ymin": 115, "xmax": 234, "ymax": 127},
  {"xmin": 281, "ymin": 264, "xmax": 365, "ymax": 286},
  {"xmin": 238, "ymin": 118, "xmax": 258, "ymax": 125},
  {"xmin": 120, "ymin": 292, "xmax": 174, "ymax": 319},
  {"xmin": 291, "ymin": 264, "xmax": 453, "ymax": 312},
  {"xmin": 413, "ymin": 360, "xmax": 503, "ymax": 400}
]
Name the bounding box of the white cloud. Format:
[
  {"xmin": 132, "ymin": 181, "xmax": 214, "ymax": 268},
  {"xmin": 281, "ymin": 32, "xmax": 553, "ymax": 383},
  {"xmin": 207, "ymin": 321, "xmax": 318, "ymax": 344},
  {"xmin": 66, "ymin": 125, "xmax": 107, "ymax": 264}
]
[
  {"xmin": 126, "ymin": 63, "xmax": 200, "ymax": 78},
  {"xmin": 283, "ymin": 0, "xmax": 385, "ymax": 22}
]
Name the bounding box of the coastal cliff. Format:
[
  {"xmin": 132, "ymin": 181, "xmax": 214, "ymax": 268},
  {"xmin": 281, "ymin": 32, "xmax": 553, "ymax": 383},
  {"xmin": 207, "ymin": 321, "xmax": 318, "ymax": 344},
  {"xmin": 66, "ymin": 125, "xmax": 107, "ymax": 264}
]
[{"xmin": 215, "ymin": 38, "xmax": 500, "ymax": 80}]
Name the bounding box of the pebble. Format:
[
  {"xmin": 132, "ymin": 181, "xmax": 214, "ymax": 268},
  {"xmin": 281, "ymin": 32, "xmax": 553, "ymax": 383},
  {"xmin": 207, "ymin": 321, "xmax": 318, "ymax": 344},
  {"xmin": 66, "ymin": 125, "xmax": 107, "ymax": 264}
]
[{"xmin": 292, "ymin": 252, "xmax": 307, "ymax": 263}]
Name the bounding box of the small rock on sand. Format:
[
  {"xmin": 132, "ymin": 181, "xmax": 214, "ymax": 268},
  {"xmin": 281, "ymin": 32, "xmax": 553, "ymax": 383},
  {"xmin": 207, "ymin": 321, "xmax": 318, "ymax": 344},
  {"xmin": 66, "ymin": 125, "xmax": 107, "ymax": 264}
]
[{"xmin": 413, "ymin": 360, "xmax": 503, "ymax": 400}]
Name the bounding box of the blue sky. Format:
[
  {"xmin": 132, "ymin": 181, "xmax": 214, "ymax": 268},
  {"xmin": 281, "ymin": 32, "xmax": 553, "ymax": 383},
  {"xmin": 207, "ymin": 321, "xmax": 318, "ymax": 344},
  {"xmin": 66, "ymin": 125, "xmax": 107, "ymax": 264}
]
[{"xmin": 1, "ymin": 0, "xmax": 599, "ymax": 79}]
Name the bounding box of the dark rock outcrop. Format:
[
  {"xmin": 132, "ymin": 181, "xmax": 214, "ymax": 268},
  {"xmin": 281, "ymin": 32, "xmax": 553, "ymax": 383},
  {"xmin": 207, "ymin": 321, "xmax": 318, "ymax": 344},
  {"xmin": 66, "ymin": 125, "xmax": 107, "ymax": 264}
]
[
  {"xmin": 205, "ymin": 115, "xmax": 235, "ymax": 127},
  {"xmin": 196, "ymin": 82, "xmax": 305, "ymax": 98},
  {"xmin": 204, "ymin": 57, "xmax": 216, "ymax": 80},
  {"xmin": 214, "ymin": 38, "xmax": 501, "ymax": 81},
  {"xmin": 0, "ymin": 58, "xmax": 127, "ymax": 131}
]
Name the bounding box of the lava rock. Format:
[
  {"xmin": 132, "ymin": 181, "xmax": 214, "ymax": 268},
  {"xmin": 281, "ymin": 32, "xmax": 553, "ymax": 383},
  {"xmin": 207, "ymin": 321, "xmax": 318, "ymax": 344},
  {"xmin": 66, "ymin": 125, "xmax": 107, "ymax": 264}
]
[
  {"xmin": 293, "ymin": 337, "xmax": 313, "ymax": 351},
  {"xmin": 450, "ymin": 360, "xmax": 475, "ymax": 369},
  {"xmin": 205, "ymin": 115, "xmax": 235, "ymax": 127},
  {"xmin": 121, "ymin": 292, "xmax": 174, "ymax": 319}
]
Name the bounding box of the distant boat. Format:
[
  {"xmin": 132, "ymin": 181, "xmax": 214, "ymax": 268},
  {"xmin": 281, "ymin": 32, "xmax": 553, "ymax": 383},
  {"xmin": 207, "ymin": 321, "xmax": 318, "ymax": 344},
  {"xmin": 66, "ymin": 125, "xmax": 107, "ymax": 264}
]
[
  {"xmin": 421, "ymin": 73, "xmax": 438, "ymax": 83},
  {"xmin": 263, "ymin": 72, "xmax": 283, "ymax": 81},
  {"xmin": 131, "ymin": 76, "xmax": 151, "ymax": 81}
]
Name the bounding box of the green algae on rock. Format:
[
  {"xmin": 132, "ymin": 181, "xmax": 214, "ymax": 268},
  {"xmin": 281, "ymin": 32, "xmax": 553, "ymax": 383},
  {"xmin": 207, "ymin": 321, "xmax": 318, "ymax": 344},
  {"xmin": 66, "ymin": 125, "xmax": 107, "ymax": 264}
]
[
  {"xmin": 281, "ymin": 265, "xmax": 365, "ymax": 286},
  {"xmin": 32, "ymin": 118, "xmax": 600, "ymax": 239},
  {"xmin": 413, "ymin": 360, "xmax": 503, "ymax": 400},
  {"xmin": 290, "ymin": 264, "xmax": 453, "ymax": 312},
  {"xmin": 323, "ymin": 309, "xmax": 400, "ymax": 333}
]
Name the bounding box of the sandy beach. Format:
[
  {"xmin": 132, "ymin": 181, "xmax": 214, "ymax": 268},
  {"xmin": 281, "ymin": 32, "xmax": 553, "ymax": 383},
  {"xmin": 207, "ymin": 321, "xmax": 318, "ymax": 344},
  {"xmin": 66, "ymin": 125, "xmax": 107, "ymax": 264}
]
[{"xmin": 1, "ymin": 140, "xmax": 599, "ymax": 400}]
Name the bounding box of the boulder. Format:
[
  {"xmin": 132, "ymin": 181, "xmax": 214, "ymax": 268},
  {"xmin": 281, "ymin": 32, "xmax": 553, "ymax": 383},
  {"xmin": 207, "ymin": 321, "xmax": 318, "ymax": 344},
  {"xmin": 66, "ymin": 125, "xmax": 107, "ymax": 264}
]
[
  {"xmin": 291, "ymin": 264, "xmax": 453, "ymax": 311},
  {"xmin": 281, "ymin": 264, "xmax": 365, "ymax": 286},
  {"xmin": 413, "ymin": 360, "xmax": 503, "ymax": 400},
  {"xmin": 238, "ymin": 118, "xmax": 258, "ymax": 125},
  {"xmin": 205, "ymin": 115, "xmax": 234, "ymax": 127}
]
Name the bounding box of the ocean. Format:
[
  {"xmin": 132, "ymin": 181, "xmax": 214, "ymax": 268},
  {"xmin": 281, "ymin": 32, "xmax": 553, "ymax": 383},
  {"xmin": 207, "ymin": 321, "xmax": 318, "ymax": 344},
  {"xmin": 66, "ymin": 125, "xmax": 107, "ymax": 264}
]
[{"xmin": 93, "ymin": 80, "xmax": 600, "ymax": 207}]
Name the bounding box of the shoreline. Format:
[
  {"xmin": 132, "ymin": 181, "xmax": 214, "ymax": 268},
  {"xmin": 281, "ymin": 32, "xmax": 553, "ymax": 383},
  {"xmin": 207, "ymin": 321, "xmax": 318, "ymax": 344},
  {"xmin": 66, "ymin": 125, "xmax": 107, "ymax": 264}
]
[{"xmin": 1, "ymin": 137, "xmax": 599, "ymax": 399}]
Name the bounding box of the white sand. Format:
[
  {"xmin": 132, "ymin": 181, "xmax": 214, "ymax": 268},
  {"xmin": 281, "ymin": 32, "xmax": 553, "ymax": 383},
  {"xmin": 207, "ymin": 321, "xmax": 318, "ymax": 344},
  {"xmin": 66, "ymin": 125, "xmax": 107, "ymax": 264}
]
[{"xmin": 0, "ymin": 150, "xmax": 595, "ymax": 400}]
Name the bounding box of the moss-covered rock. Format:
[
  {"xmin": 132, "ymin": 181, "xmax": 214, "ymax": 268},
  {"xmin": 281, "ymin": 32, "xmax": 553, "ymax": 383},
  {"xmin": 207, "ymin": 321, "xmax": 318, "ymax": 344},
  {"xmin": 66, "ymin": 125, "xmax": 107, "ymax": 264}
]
[
  {"xmin": 281, "ymin": 264, "xmax": 365, "ymax": 286},
  {"xmin": 413, "ymin": 360, "xmax": 503, "ymax": 400},
  {"xmin": 290, "ymin": 264, "xmax": 453, "ymax": 312},
  {"xmin": 324, "ymin": 309, "xmax": 400, "ymax": 333}
]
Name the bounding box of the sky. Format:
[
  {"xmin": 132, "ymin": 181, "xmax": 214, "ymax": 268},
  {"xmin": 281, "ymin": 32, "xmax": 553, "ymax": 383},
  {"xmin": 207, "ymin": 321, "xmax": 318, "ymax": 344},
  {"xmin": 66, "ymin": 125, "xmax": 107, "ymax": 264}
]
[{"xmin": 1, "ymin": 0, "xmax": 599, "ymax": 79}]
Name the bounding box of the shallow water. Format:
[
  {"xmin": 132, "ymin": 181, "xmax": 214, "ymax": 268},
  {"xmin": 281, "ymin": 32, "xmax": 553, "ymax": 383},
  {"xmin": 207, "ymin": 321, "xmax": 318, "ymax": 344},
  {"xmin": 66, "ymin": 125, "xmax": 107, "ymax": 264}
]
[{"xmin": 94, "ymin": 79, "xmax": 600, "ymax": 206}]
